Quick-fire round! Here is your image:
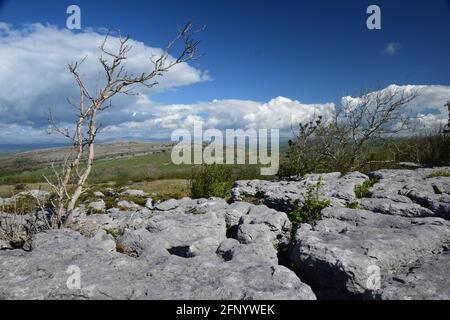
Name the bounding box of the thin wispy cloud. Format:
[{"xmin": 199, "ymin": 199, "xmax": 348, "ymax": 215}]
[{"xmin": 383, "ymin": 42, "xmax": 402, "ymax": 55}]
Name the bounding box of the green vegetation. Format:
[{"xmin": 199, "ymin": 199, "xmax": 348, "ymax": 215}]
[
  {"xmin": 354, "ymin": 178, "xmax": 379, "ymax": 199},
  {"xmin": 240, "ymin": 195, "xmax": 262, "ymax": 205},
  {"xmin": 425, "ymin": 169, "xmax": 450, "ymax": 179},
  {"xmin": 346, "ymin": 201, "xmax": 360, "ymax": 209},
  {"xmin": 189, "ymin": 164, "xmax": 234, "ymax": 199},
  {"xmin": 187, "ymin": 207, "xmax": 206, "ymax": 215},
  {"xmin": 279, "ymin": 94, "xmax": 450, "ymax": 178},
  {"xmin": 280, "ymin": 129, "xmax": 450, "ymax": 177},
  {"xmin": 1, "ymin": 196, "xmax": 40, "ymax": 215},
  {"xmin": 278, "ymin": 116, "xmax": 327, "ymax": 177},
  {"xmin": 288, "ymin": 177, "xmax": 331, "ymax": 230},
  {"xmin": 0, "ymin": 152, "xmax": 192, "ymax": 185},
  {"xmin": 0, "ymin": 147, "xmax": 265, "ymax": 203},
  {"xmin": 103, "ymin": 227, "xmax": 124, "ymax": 238}
]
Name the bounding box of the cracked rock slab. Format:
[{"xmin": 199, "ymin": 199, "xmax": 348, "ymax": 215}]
[
  {"xmin": 372, "ymin": 251, "xmax": 450, "ymax": 300},
  {"xmin": 358, "ymin": 198, "xmax": 434, "ymax": 218},
  {"xmin": 0, "ymin": 198, "xmax": 314, "ymax": 300},
  {"xmin": 289, "ymin": 207, "xmax": 450, "ymax": 299},
  {"xmin": 0, "ymin": 227, "xmax": 315, "ymax": 300},
  {"xmin": 232, "ymin": 172, "xmax": 369, "ymax": 212},
  {"xmin": 370, "ymin": 168, "xmax": 450, "ymax": 219}
]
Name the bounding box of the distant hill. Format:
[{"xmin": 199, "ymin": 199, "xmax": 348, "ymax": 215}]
[{"xmin": 0, "ymin": 141, "xmax": 174, "ymax": 165}]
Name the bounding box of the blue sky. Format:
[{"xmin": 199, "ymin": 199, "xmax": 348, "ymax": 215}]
[
  {"xmin": 2, "ymin": 0, "xmax": 449, "ymax": 103},
  {"xmin": 0, "ymin": 0, "xmax": 449, "ymax": 143}
]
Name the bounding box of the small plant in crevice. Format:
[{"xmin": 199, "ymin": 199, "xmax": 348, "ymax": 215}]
[
  {"xmin": 187, "ymin": 207, "xmax": 205, "ymax": 215},
  {"xmin": 1, "ymin": 195, "xmax": 40, "ymax": 215},
  {"xmin": 425, "ymin": 169, "xmax": 450, "ymax": 179},
  {"xmin": 288, "ymin": 176, "xmax": 331, "ymax": 231},
  {"xmin": 103, "ymin": 227, "xmax": 124, "ymax": 239},
  {"xmin": 346, "ymin": 201, "xmax": 360, "ymax": 209},
  {"xmin": 354, "ymin": 178, "xmax": 379, "ymax": 199}
]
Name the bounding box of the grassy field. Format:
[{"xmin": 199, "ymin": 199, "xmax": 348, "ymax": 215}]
[
  {"xmin": 0, "ymin": 152, "xmax": 192, "ymax": 185},
  {"xmin": 0, "ymin": 179, "xmax": 190, "ymax": 201},
  {"xmin": 0, "ymin": 149, "xmax": 193, "ymax": 199},
  {"xmin": 0, "ymin": 141, "xmax": 266, "ymax": 200}
]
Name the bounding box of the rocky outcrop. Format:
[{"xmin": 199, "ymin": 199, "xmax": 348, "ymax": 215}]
[
  {"xmin": 232, "ymin": 172, "xmax": 369, "ymax": 212},
  {"xmin": 289, "ymin": 207, "xmax": 450, "ymax": 299},
  {"xmin": 87, "ymin": 200, "xmax": 106, "ymax": 214},
  {"xmin": 0, "ymin": 190, "xmax": 51, "ymax": 208},
  {"xmin": 358, "ymin": 198, "xmax": 434, "ymax": 217},
  {"xmin": 0, "ymin": 198, "xmax": 315, "ymax": 300},
  {"xmin": 369, "ymin": 168, "xmax": 450, "ymax": 219},
  {"xmin": 116, "ymin": 200, "xmax": 141, "ymax": 210},
  {"xmin": 120, "ymin": 189, "xmax": 149, "ymax": 197},
  {"xmin": 2, "ymin": 168, "xmax": 450, "ymax": 300},
  {"xmin": 373, "ymin": 251, "xmax": 450, "ymax": 300}
]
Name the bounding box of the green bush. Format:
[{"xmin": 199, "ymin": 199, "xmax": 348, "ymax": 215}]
[
  {"xmin": 288, "ymin": 177, "xmax": 331, "ymax": 230},
  {"xmin": 189, "ymin": 164, "xmax": 234, "ymax": 199},
  {"xmin": 354, "ymin": 178, "xmax": 379, "ymax": 198}
]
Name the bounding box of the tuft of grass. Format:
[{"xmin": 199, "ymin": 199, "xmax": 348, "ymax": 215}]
[
  {"xmin": 346, "ymin": 201, "xmax": 360, "ymax": 209},
  {"xmin": 354, "ymin": 178, "xmax": 379, "ymax": 199},
  {"xmin": 241, "ymin": 195, "xmax": 262, "ymax": 205},
  {"xmin": 118, "ymin": 194, "xmax": 147, "ymax": 207},
  {"xmin": 1, "ymin": 196, "xmax": 40, "ymax": 215},
  {"xmin": 87, "ymin": 208, "xmax": 105, "ymax": 215},
  {"xmin": 103, "ymin": 227, "xmax": 124, "ymax": 238},
  {"xmin": 187, "ymin": 207, "xmax": 205, "ymax": 215},
  {"xmin": 121, "ymin": 179, "xmax": 189, "ymax": 202},
  {"xmin": 425, "ymin": 169, "xmax": 450, "ymax": 179},
  {"xmin": 115, "ymin": 243, "xmax": 127, "ymax": 254}
]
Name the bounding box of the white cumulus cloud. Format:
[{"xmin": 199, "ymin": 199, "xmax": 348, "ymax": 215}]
[
  {"xmin": 0, "ymin": 23, "xmax": 448, "ymax": 144},
  {"xmin": 0, "ymin": 22, "xmax": 208, "ymax": 131}
]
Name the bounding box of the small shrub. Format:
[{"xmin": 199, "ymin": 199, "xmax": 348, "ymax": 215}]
[
  {"xmin": 288, "ymin": 177, "xmax": 331, "ymax": 230},
  {"xmin": 189, "ymin": 164, "xmax": 234, "ymax": 199},
  {"xmin": 354, "ymin": 178, "xmax": 379, "ymax": 198}
]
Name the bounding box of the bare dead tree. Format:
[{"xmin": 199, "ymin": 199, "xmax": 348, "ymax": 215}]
[
  {"xmin": 46, "ymin": 22, "xmax": 203, "ymax": 227},
  {"xmin": 444, "ymin": 101, "xmax": 450, "ymax": 134}
]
